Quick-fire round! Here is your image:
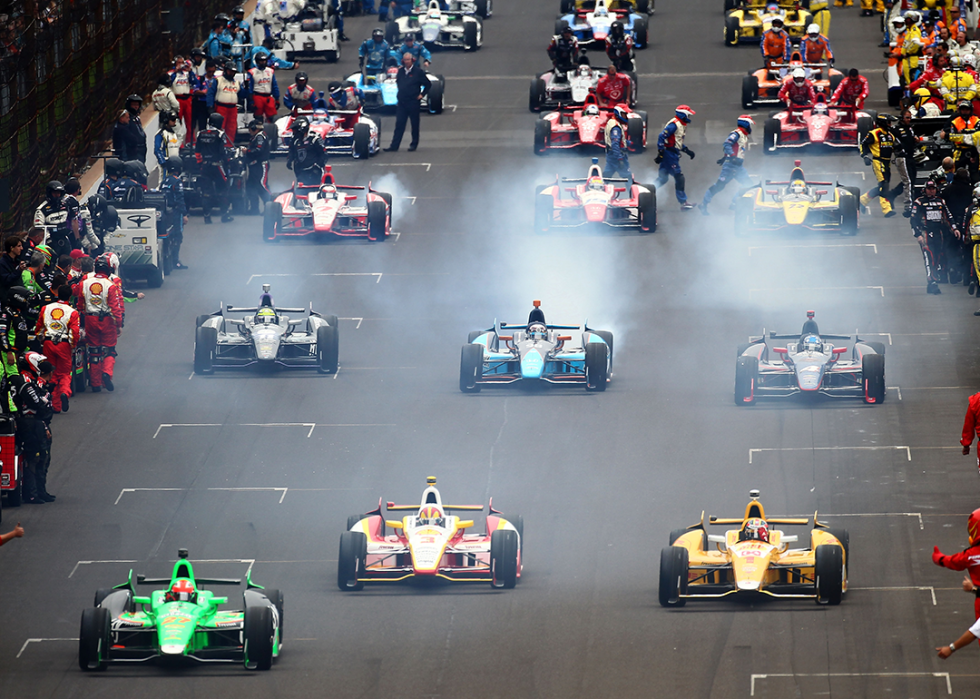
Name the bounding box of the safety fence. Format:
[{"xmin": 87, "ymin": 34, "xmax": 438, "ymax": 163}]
[{"xmin": 0, "ymin": 0, "xmax": 230, "ymax": 234}]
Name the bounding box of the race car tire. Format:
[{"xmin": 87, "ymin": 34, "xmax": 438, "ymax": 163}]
[
  {"xmin": 353, "ymin": 123, "xmax": 371, "ymax": 159},
  {"xmin": 196, "ymin": 314, "xmax": 213, "ymax": 328},
  {"xmin": 669, "ymin": 528, "xmax": 707, "ymax": 551},
  {"xmin": 534, "ymin": 119, "xmax": 551, "ymax": 155},
  {"xmin": 264, "ymin": 202, "xmax": 282, "ymax": 242},
  {"xmin": 535, "ymin": 186, "xmax": 554, "ymax": 232},
  {"xmin": 347, "ymin": 514, "xmax": 364, "ymax": 531},
  {"xmin": 502, "ymin": 514, "xmax": 524, "ymax": 552},
  {"xmin": 736, "ymin": 342, "xmax": 752, "ymax": 358},
  {"xmin": 263, "ymin": 123, "xmax": 279, "ymax": 158},
  {"xmin": 840, "ymin": 192, "xmax": 858, "ymax": 236},
  {"xmin": 78, "ymin": 606, "xmax": 111, "ymax": 671},
  {"xmin": 490, "ymin": 529, "xmax": 519, "ymax": 589},
  {"xmin": 162, "ymin": 239, "xmax": 173, "ymax": 276},
  {"xmin": 384, "ymin": 20, "xmax": 399, "ymax": 45},
  {"xmin": 638, "ymin": 186, "xmax": 657, "ymax": 232},
  {"xmin": 734, "ymin": 355, "xmax": 758, "ymax": 406},
  {"xmin": 317, "ymin": 324, "xmax": 340, "ymax": 374},
  {"xmin": 464, "ymin": 22, "xmax": 479, "ymax": 50},
  {"xmin": 814, "ymin": 544, "xmax": 844, "ymax": 605},
  {"xmin": 856, "ymin": 115, "xmax": 873, "ymax": 146},
  {"xmin": 724, "ymin": 0, "xmax": 737, "ymax": 10},
  {"xmin": 865, "ymin": 341, "xmax": 886, "ymax": 356},
  {"xmin": 862, "ymin": 353, "xmax": 885, "ymax": 404},
  {"xmin": 459, "ymin": 343, "xmax": 483, "ymax": 393},
  {"xmin": 368, "ymin": 200, "xmax": 388, "ymax": 241},
  {"xmin": 742, "ymin": 75, "xmax": 758, "ymax": 109},
  {"xmin": 725, "ymin": 15, "xmax": 740, "ymax": 46},
  {"xmin": 584, "ymin": 341, "xmax": 609, "ymax": 392},
  {"xmin": 243, "ymin": 605, "xmax": 275, "ymax": 670},
  {"xmin": 4, "ymin": 470, "xmax": 21, "ymax": 507},
  {"xmin": 592, "ymin": 330, "xmax": 614, "ymax": 363},
  {"xmin": 658, "ymin": 546, "xmax": 688, "ymax": 607},
  {"xmin": 633, "ymin": 17, "xmax": 649, "ymax": 48},
  {"xmin": 475, "ymin": 0, "xmax": 490, "ymax": 18},
  {"xmin": 825, "ymin": 528, "xmax": 850, "ymax": 571},
  {"xmin": 529, "ymin": 77, "xmax": 546, "ymax": 112},
  {"xmin": 734, "ymin": 196, "xmax": 753, "ymax": 237},
  {"xmin": 194, "ymin": 326, "xmax": 217, "ymax": 375},
  {"xmin": 555, "ymin": 19, "xmax": 569, "ymax": 35},
  {"xmin": 146, "ymin": 263, "xmax": 164, "ymax": 289},
  {"xmin": 428, "ymin": 78, "xmax": 444, "ymax": 114},
  {"xmin": 260, "ymin": 588, "xmax": 285, "ymax": 642},
  {"xmin": 560, "ymin": 0, "xmax": 574, "ymax": 12},
  {"xmin": 338, "ymin": 530, "xmax": 367, "ymax": 591},
  {"xmin": 627, "ymin": 115, "xmax": 645, "ymax": 153},
  {"xmin": 763, "ymin": 118, "xmax": 780, "ymax": 154},
  {"xmin": 829, "ymin": 72, "xmax": 842, "ymax": 95}
]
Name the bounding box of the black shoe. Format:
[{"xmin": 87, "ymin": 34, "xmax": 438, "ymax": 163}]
[
  {"xmin": 883, "ymin": 210, "xmax": 896, "ymax": 218},
  {"xmin": 102, "ymin": 373, "xmax": 114, "ymax": 392},
  {"xmin": 24, "ymin": 497, "xmax": 45, "ymax": 504},
  {"xmin": 340, "ymin": 34, "xmax": 351, "ymax": 41},
  {"xmin": 221, "ymin": 215, "xmax": 234, "ymax": 223},
  {"xmin": 970, "ymin": 282, "xmax": 978, "ymax": 296},
  {"xmin": 928, "ymin": 282, "xmax": 942, "ymax": 295},
  {"xmin": 174, "ymin": 262, "xmax": 189, "ymax": 270},
  {"xmin": 203, "ymin": 215, "xmax": 213, "ymax": 225},
  {"xmin": 61, "ymin": 393, "xmax": 69, "ymax": 412},
  {"xmin": 383, "ymin": 146, "xmax": 398, "ymax": 152},
  {"xmin": 40, "ymin": 493, "xmax": 56, "ymax": 502},
  {"xmin": 407, "ymin": 144, "xmax": 417, "ymax": 152},
  {"xmin": 91, "ymin": 386, "xmax": 102, "ymax": 393}
]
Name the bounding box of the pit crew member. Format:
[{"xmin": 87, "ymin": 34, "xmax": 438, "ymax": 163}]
[
  {"xmin": 603, "ymin": 104, "xmax": 632, "ymax": 180},
  {"xmin": 860, "ymin": 114, "xmax": 898, "ymax": 217},
  {"xmin": 76, "ymin": 254, "xmax": 124, "ymax": 393},
  {"xmin": 778, "ymin": 68, "xmax": 817, "ymax": 108},
  {"xmin": 654, "ymin": 105, "xmax": 696, "ymax": 211},
  {"xmin": 596, "ymin": 64, "xmax": 632, "ymax": 107},
  {"xmin": 195, "ymin": 113, "xmax": 234, "ymax": 224},
  {"xmin": 286, "ymin": 116, "xmax": 327, "ymax": 186},
  {"xmin": 699, "ymin": 115, "xmax": 754, "ymax": 216},
  {"xmin": 247, "ymin": 52, "xmax": 280, "ymax": 124},
  {"xmin": 830, "ymin": 68, "xmax": 869, "ymax": 108},
  {"xmin": 911, "ymin": 179, "xmax": 960, "ymax": 294},
  {"xmin": 359, "ymin": 30, "xmax": 391, "ymax": 77},
  {"xmin": 548, "ymin": 26, "xmax": 580, "ymax": 73},
  {"xmin": 35, "ymin": 285, "xmax": 78, "ymax": 413},
  {"xmin": 605, "ymin": 21, "xmax": 634, "ymax": 72}
]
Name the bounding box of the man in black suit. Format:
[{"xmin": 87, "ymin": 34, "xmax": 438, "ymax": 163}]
[{"xmin": 385, "ymin": 52, "xmax": 431, "ymax": 153}]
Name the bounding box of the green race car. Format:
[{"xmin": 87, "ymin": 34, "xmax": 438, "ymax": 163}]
[{"xmin": 78, "ymin": 549, "xmax": 283, "ymax": 671}]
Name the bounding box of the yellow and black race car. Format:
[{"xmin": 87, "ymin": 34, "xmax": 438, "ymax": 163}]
[{"xmin": 725, "ymin": 2, "xmax": 812, "ymax": 45}]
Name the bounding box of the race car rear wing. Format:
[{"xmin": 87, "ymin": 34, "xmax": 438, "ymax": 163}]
[
  {"xmin": 709, "ymin": 517, "xmax": 811, "ymax": 525},
  {"xmin": 136, "ymin": 575, "xmax": 242, "ymax": 585},
  {"xmin": 386, "ymin": 503, "xmax": 484, "ymax": 511},
  {"xmin": 768, "ymin": 331, "xmax": 852, "ymax": 341}
]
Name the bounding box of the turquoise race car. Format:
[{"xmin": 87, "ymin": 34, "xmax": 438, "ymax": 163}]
[{"xmin": 78, "ymin": 549, "xmax": 283, "ymax": 671}]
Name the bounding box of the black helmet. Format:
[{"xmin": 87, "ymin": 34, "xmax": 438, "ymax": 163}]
[
  {"xmin": 215, "ymin": 13, "xmax": 231, "ymax": 23},
  {"xmin": 293, "ymin": 116, "xmax": 310, "ymax": 137},
  {"xmin": 45, "ymin": 180, "xmax": 65, "ymax": 199},
  {"xmin": 959, "ymin": 99, "xmax": 974, "ymax": 112},
  {"xmin": 161, "ymin": 110, "xmax": 177, "ymax": 124},
  {"xmin": 233, "ymin": 5, "xmax": 245, "ymax": 16},
  {"xmin": 610, "ymin": 20, "xmax": 624, "ymax": 36},
  {"xmin": 94, "ymin": 255, "xmax": 112, "ymax": 274},
  {"xmin": 87, "ymin": 194, "xmax": 108, "ymax": 213},
  {"xmin": 126, "ymin": 93, "xmax": 142, "ymax": 104},
  {"xmin": 372, "ymin": 28, "xmax": 384, "ymax": 41},
  {"xmin": 105, "ymin": 158, "xmax": 124, "ymax": 177},
  {"xmin": 164, "ymin": 156, "xmax": 183, "ymax": 174},
  {"xmin": 208, "ymin": 113, "xmax": 225, "ymax": 129},
  {"xmin": 190, "ymin": 47, "xmax": 206, "ymax": 58},
  {"xmin": 295, "ymin": 71, "xmax": 308, "ymax": 83},
  {"xmin": 248, "ymin": 119, "xmax": 262, "ymax": 131},
  {"xmin": 875, "ymin": 113, "xmax": 893, "ymax": 129},
  {"xmin": 255, "ymin": 51, "xmax": 268, "ymax": 63},
  {"xmin": 158, "ymin": 73, "xmax": 172, "ymax": 87},
  {"xmin": 6, "ymin": 287, "xmax": 29, "ymax": 311},
  {"xmin": 223, "ymin": 60, "xmax": 236, "ymax": 74},
  {"xmin": 328, "ymin": 80, "xmax": 343, "ymax": 93},
  {"xmin": 561, "ymin": 24, "xmax": 573, "ymax": 34}
]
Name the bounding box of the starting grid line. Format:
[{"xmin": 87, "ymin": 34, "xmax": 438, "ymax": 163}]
[
  {"xmin": 749, "ymin": 446, "xmax": 963, "ymax": 464},
  {"xmin": 750, "ymin": 673, "xmax": 952, "ymax": 696},
  {"xmin": 114, "ymin": 486, "xmax": 368, "ymax": 506},
  {"xmin": 66, "ymin": 557, "xmax": 335, "ymax": 579},
  {"xmin": 245, "ymin": 272, "xmax": 450, "ymax": 285},
  {"xmin": 152, "ymin": 422, "xmax": 393, "ymax": 439}
]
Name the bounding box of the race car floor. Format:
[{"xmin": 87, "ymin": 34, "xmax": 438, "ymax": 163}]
[{"xmin": 3, "ymin": 1, "xmax": 980, "ymax": 697}]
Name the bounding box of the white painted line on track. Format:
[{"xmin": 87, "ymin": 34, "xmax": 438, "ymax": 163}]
[
  {"xmin": 238, "ymin": 422, "xmax": 317, "ymax": 438},
  {"xmin": 153, "ymin": 423, "xmax": 222, "ymax": 438},
  {"xmin": 154, "ymin": 422, "xmax": 392, "ymax": 438},
  {"xmin": 247, "ymin": 273, "xmax": 383, "ymax": 285},
  {"xmin": 17, "ymin": 638, "xmax": 78, "ymax": 659},
  {"xmin": 750, "ymin": 673, "xmax": 951, "ymax": 696},
  {"xmin": 400, "ymin": 196, "xmax": 416, "ymax": 205},
  {"xmin": 116, "ymin": 484, "xmax": 373, "ymax": 505},
  {"xmin": 749, "ymin": 446, "xmax": 911, "ymax": 463},
  {"xmin": 749, "ymin": 286, "xmax": 885, "ymax": 296},
  {"xmin": 340, "ymin": 317, "xmax": 364, "ymax": 329},
  {"xmin": 188, "ymin": 371, "xmax": 195, "ymax": 380},
  {"xmin": 851, "ymin": 585, "xmax": 938, "ymax": 606},
  {"xmin": 114, "ymin": 487, "xmax": 185, "ymax": 505},
  {"xmin": 69, "ymin": 560, "xmax": 139, "ymax": 578},
  {"xmin": 779, "ymin": 511, "xmax": 925, "ymax": 529},
  {"xmin": 747, "ymin": 243, "xmax": 877, "ymax": 256},
  {"xmin": 328, "ymin": 162, "xmax": 432, "ymax": 171},
  {"xmin": 865, "ymin": 332, "xmax": 951, "ymax": 345},
  {"xmin": 208, "ymin": 487, "xmax": 289, "ymax": 503}
]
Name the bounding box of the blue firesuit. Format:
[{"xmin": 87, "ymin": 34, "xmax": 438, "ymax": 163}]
[
  {"xmin": 359, "ymin": 38, "xmax": 391, "ymax": 75},
  {"xmin": 603, "ymin": 121, "xmax": 631, "ymax": 179},
  {"xmin": 655, "ymin": 117, "xmax": 693, "ymax": 204},
  {"xmin": 701, "ymin": 127, "xmax": 753, "ymax": 209},
  {"xmin": 390, "ymin": 41, "xmax": 432, "ymax": 65},
  {"xmin": 246, "ymin": 46, "xmax": 296, "ymax": 70}
]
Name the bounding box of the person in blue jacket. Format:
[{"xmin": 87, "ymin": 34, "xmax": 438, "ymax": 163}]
[
  {"xmin": 389, "ymin": 34, "xmax": 431, "ymax": 67},
  {"xmin": 359, "ymin": 29, "xmax": 390, "ymax": 76}
]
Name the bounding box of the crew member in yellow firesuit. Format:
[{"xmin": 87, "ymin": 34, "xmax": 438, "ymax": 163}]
[{"xmin": 860, "ymin": 113, "xmax": 898, "ymax": 217}]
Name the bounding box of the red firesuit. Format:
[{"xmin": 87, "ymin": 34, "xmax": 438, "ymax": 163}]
[
  {"xmin": 933, "ymin": 509, "xmax": 980, "ymax": 627},
  {"xmin": 34, "ymin": 300, "xmax": 79, "ymax": 412},
  {"xmin": 596, "ymin": 72, "xmax": 631, "ymax": 106},
  {"xmin": 962, "ymin": 392, "xmax": 980, "ymax": 471},
  {"xmin": 778, "ymin": 77, "xmax": 816, "ymax": 107},
  {"xmin": 75, "ymin": 273, "xmax": 123, "ymax": 390},
  {"xmin": 830, "ymin": 75, "xmax": 869, "ymax": 108}
]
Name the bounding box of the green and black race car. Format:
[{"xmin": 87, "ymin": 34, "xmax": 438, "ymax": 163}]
[{"xmin": 78, "ymin": 549, "xmax": 283, "ymax": 671}]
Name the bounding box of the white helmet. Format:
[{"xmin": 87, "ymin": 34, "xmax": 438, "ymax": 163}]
[
  {"xmin": 905, "ymin": 9, "xmax": 920, "ymax": 23},
  {"xmin": 792, "ymin": 67, "xmax": 806, "ymax": 83},
  {"xmin": 965, "ymin": 53, "xmax": 977, "ymax": 69},
  {"xmin": 951, "ymin": 54, "xmax": 963, "ymax": 69},
  {"xmin": 973, "ymin": 184, "xmax": 980, "ymax": 200},
  {"xmin": 807, "ymin": 23, "xmax": 820, "ymax": 36},
  {"xmin": 585, "ymin": 104, "xmax": 599, "ymax": 115}
]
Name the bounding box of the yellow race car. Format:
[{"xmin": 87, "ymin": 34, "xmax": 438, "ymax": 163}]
[
  {"xmin": 659, "ymin": 489, "xmax": 848, "ymax": 607},
  {"xmin": 734, "ymin": 159, "xmax": 860, "ymax": 236},
  {"xmin": 725, "ymin": 3, "xmax": 812, "ymax": 45}
]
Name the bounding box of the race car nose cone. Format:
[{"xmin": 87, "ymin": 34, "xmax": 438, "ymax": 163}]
[
  {"xmin": 736, "ymin": 580, "xmax": 761, "ymax": 591},
  {"xmin": 521, "ymin": 350, "xmax": 545, "ymax": 379},
  {"xmin": 584, "ymin": 203, "xmax": 606, "ymax": 222},
  {"xmin": 255, "ymin": 341, "xmax": 277, "ymax": 360},
  {"xmin": 160, "ymin": 644, "xmax": 185, "ymax": 655}
]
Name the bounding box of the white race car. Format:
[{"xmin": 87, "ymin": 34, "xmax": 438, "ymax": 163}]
[
  {"xmin": 385, "ymin": 0, "xmax": 483, "ymax": 50},
  {"xmin": 254, "ymin": 0, "xmax": 341, "ymax": 62}
]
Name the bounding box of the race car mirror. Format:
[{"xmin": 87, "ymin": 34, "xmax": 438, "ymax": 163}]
[
  {"xmin": 781, "ymin": 535, "xmax": 798, "ymax": 543},
  {"xmin": 557, "ymin": 335, "xmax": 571, "ymax": 341},
  {"xmin": 773, "ymin": 347, "xmax": 788, "ymax": 354},
  {"xmin": 707, "ymin": 534, "xmax": 726, "ymax": 543},
  {"xmin": 456, "ymin": 520, "xmax": 474, "ymax": 529},
  {"xmin": 832, "ymin": 347, "xmax": 847, "ymax": 354},
  {"xmin": 133, "ymin": 595, "xmax": 152, "ymax": 605},
  {"xmin": 386, "ymin": 520, "xmax": 404, "ymax": 529}
]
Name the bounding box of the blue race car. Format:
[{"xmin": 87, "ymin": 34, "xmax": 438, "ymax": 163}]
[
  {"xmin": 344, "ymin": 69, "xmax": 445, "ymax": 113},
  {"xmin": 556, "ymin": 0, "xmax": 648, "ymax": 48},
  {"xmin": 459, "ymin": 301, "xmax": 613, "ymax": 392}
]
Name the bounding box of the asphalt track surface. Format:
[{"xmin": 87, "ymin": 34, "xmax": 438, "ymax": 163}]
[{"xmin": 4, "ymin": 2, "xmax": 980, "ymax": 697}]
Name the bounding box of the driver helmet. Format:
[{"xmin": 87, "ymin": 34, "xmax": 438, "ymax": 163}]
[
  {"xmin": 528, "ymin": 322, "xmax": 548, "ymax": 340},
  {"xmin": 166, "ymin": 580, "xmax": 197, "ymax": 603},
  {"xmin": 968, "ymin": 508, "xmax": 980, "ymax": 545},
  {"xmin": 892, "ymin": 16, "xmax": 906, "ymax": 31},
  {"xmin": 208, "ymin": 112, "xmax": 225, "ymax": 129},
  {"xmin": 312, "ymin": 108, "xmax": 329, "ymax": 123},
  {"xmin": 913, "ymin": 87, "xmax": 932, "ymax": 106},
  {"xmin": 790, "ymin": 181, "xmax": 807, "ymax": 195},
  {"xmin": 94, "ymin": 253, "xmax": 113, "ymax": 274},
  {"xmin": 588, "ymin": 175, "xmax": 604, "ymax": 191},
  {"xmin": 418, "ymin": 505, "xmax": 444, "ymax": 526},
  {"xmin": 813, "ymin": 102, "xmax": 828, "ymax": 114},
  {"xmin": 743, "ymin": 518, "xmax": 770, "ymax": 543},
  {"xmin": 23, "ymin": 351, "xmax": 49, "ymax": 376},
  {"xmin": 292, "ymin": 116, "xmax": 310, "ymax": 139},
  {"xmin": 792, "ymin": 67, "xmax": 806, "ymax": 84},
  {"xmin": 802, "ymin": 334, "xmax": 823, "ymax": 353},
  {"xmin": 45, "ymin": 180, "xmax": 65, "ymax": 201},
  {"xmin": 770, "ymin": 16, "xmax": 784, "ymax": 30},
  {"xmin": 319, "ymin": 184, "xmax": 338, "ymax": 199},
  {"xmin": 610, "ymin": 20, "xmax": 624, "ymax": 37},
  {"xmin": 577, "ymin": 64, "xmax": 591, "ymax": 77},
  {"xmin": 807, "ymin": 23, "xmax": 820, "ymax": 37},
  {"xmin": 256, "ymin": 307, "xmax": 278, "ymax": 325},
  {"xmin": 675, "ymin": 104, "xmax": 695, "ymax": 123},
  {"xmin": 585, "ymin": 103, "xmax": 600, "ymax": 115},
  {"xmin": 737, "ymin": 115, "xmax": 754, "ymax": 134},
  {"xmin": 594, "ymin": 3, "xmax": 608, "ymax": 15},
  {"xmin": 613, "ymin": 104, "xmax": 630, "ymax": 124},
  {"xmin": 964, "ymin": 53, "xmax": 977, "ymax": 70},
  {"xmin": 371, "ymin": 28, "xmax": 384, "ymax": 42},
  {"xmin": 255, "ymin": 51, "xmax": 268, "ymax": 65},
  {"xmin": 35, "ymin": 244, "xmax": 53, "ymax": 265}
]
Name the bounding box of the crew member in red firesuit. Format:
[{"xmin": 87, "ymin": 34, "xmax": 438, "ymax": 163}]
[
  {"xmin": 75, "ymin": 254, "xmax": 123, "ymax": 393},
  {"xmin": 247, "ymin": 52, "xmax": 280, "ymax": 124},
  {"xmin": 778, "ymin": 68, "xmax": 817, "ymax": 108},
  {"xmin": 830, "ymin": 69, "xmax": 869, "ymax": 108},
  {"xmin": 207, "ymin": 60, "xmax": 244, "ymax": 146},
  {"xmin": 596, "ymin": 64, "xmax": 632, "ymax": 107},
  {"xmin": 35, "ymin": 285, "xmax": 78, "ymax": 413},
  {"xmin": 933, "ymin": 509, "xmax": 980, "ymax": 631},
  {"xmin": 961, "ymin": 391, "xmax": 980, "ymax": 472}
]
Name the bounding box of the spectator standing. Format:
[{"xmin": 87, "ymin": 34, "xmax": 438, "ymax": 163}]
[{"xmin": 385, "ymin": 53, "xmax": 430, "ymax": 153}]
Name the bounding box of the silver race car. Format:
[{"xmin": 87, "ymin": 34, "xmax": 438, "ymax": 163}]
[
  {"xmin": 735, "ymin": 311, "xmax": 885, "ymax": 405},
  {"xmin": 194, "ymin": 284, "xmax": 339, "ymax": 374},
  {"xmin": 460, "ymin": 301, "xmax": 613, "ymax": 392},
  {"xmin": 385, "ymin": 0, "xmax": 482, "ymax": 50}
]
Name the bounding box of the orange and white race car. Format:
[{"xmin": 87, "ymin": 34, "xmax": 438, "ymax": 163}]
[
  {"xmin": 742, "ymin": 52, "xmax": 842, "ymax": 109},
  {"xmin": 338, "ymin": 477, "xmax": 523, "ymax": 591},
  {"xmin": 660, "ymin": 489, "xmax": 848, "ymax": 607}
]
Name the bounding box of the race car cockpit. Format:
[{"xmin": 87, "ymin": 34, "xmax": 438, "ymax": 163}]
[
  {"xmin": 255, "ymin": 307, "xmax": 279, "ymax": 325},
  {"xmin": 800, "ymin": 334, "xmax": 823, "ymax": 354},
  {"xmin": 587, "ymin": 175, "xmax": 605, "ymax": 191},
  {"xmin": 527, "ymin": 322, "xmax": 548, "ymax": 341},
  {"xmin": 416, "ymin": 505, "xmax": 446, "ymax": 528},
  {"xmin": 738, "ymin": 517, "xmax": 770, "ymax": 543}
]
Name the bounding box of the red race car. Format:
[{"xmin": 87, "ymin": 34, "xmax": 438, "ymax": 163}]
[
  {"xmin": 533, "ymin": 93, "xmax": 647, "ymax": 155},
  {"xmin": 263, "ymin": 165, "xmax": 392, "ymax": 242},
  {"xmin": 763, "ymin": 94, "xmax": 874, "ymax": 154}
]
